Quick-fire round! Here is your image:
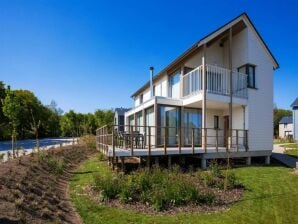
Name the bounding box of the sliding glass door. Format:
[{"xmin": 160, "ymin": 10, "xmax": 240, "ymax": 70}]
[
  {"xmin": 183, "ymin": 108, "xmax": 201, "ymax": 146},
  {"xmin": 157, "ymin": 106, "xmax": 180, "ymax": 146}
]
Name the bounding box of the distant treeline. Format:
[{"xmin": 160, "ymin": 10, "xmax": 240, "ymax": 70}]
[{"xmin": 0, "ymin": 81, "xmax": 113, "ymax": 141}]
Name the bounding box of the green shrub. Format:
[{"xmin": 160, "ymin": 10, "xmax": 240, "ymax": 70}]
[
  {"xmin": 93, "ymin": 173, "xmax": 121, "ymax": 201},
  {"xmin": 98, "ymin": 152, "xmax": 107, "ymax": 161},
  {"xmin": 92, "ymin": 166, "xmax": 241, "ymax": 211},
  {"xmin": 80, "ymin": 135, "xmax": 96, "ymax": 149},
  {"xmin": 37, "ymin": 151, "xmax": 65, "ymax": 175},
  {"xmin": 197, "ymin": 192, "xmax": 215, "ymax": 204},
  {"xmin": 224, "ymin": 170, "xmax": 241, "ymax": 189},
  {"xmin": 0, "ymin": 153, "xmax": 5, "ymax": 162}
]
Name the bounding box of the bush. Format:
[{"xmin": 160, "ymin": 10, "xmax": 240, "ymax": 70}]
[
  {"xmin": 80, "ymin": 135, "xmax": 96, "ymax": 149},
  {"xmin": 93, "ymin": 173, "xmax": 122, "ymax": 201},
  {"xmin": 93, "ymin": 165, "xmax": 242, "ymax": 211},
  {"xmin": 98, "ymin": 152, "xmax": 107, "ymax": 161},
  {"xmin": 37, "ymin": 151, "xmax": 65, "ymax": 175},
  {"xmin": 0, "ymin": 153, "xmax": 5, "ymax": 162}
]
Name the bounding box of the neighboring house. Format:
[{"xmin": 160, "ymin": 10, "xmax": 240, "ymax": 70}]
[
  {"xmin": 291, "ymin": 98, "xmax": 298, "ymax": 141},
  {"xmin": 279, "ymin": 116, "xmax": 293, "ymax": 139},
  {"xmin": 97, "ymin": 13, "xmax": 279, "ymax": 168},
  {"xmin": 114, "ymin": 108, "xmax": 130, "ymax": 132}
]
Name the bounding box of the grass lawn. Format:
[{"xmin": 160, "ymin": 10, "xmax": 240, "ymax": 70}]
[
  {"xmin": 279, "ymin": 143, "xmax": 298, "ymax": 157},
  {"xmin": 70, "ymin": 155, "xmax": 298, "ymax": 224}
]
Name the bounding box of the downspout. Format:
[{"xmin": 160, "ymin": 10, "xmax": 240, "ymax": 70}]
[{"xmin": 150, "ymin": 67, "xmax": 154, "ymax": 98}]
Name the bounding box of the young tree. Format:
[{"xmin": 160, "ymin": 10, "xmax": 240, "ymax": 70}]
[
  {"xmin": 30, "ymin": 109, "xmax": 41, "ymax": 151},
  {"xmin": 2, "ymin": 86, "xmax": 22, "ymax": 157}
]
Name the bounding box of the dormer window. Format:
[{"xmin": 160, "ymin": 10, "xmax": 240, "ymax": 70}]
[{"xmin": 238, "ymin": 64, "xmax": 256, "ymax": 88}]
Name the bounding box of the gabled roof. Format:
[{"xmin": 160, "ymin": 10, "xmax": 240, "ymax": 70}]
[
  {"xmin": 279, "ymin": 116, "xmax": 293, "ymax": 124},
  {"xmin": 131, "ymin": 12, "xmax": 279, "ymax": 98},
  {"xmin": 115, "ymin": 107, "xmax": 130, "ymax": 115},
  {"xmin": 291, "ymin": 98, "xmax": 298, "ymax": 108}
]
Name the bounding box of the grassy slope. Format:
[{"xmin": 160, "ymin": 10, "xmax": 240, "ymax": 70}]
[
  {"xmin": 70, "ymin": 155, "xmax": 298, "ymax": 224},
  {"xmin": 280, "ymin": 143, "xmax": 298, "ymax": 157}
]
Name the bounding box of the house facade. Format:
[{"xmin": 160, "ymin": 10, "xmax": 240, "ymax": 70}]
[
  {"xmin": 96, "ymin": 13, "xmax": 279, "ymax": 168},
  {"xmin": 279, "ymin": 116, "xmax": 293, "ymax": 139},
  {"xmin": 291, "ymin": 98, "xmax": 298, "ymax": 141}
]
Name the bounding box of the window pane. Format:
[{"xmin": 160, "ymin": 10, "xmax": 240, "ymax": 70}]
[
  {"xmin": 157, "ymin": 106, "xmax": 180, "ymax": 146},
  {"xmin": 169, "ymin": 71, "xmax": 180, "ymax": 98}
]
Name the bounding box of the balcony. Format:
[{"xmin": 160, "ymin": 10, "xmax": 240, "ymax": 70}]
[{"xmin": 183, "ymin": 64, "xmax": 248, "ymax": 98}]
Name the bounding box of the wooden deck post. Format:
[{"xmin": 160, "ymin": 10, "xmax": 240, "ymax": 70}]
[
  {"xmin": 164, "ymin": 127, "xmax": 168, "ymax": 155},
  {"xmin": 178, "ymin": 127, "xmax": 182, "ymax": 154},
  {"xmin": 112, "ymin": 128, "xmax": 115, "ymax": 167},
  {"xmin": 202, "ymin": 43, "xmax": 207, "ymax": 153},
  {"xmin": 216, "ymin": 129, "xmax": 219, "ymax": 152},
  {"xmin": 155, "ymin": 157, "xmax": 160, "ymax": 167},
  {"xmin": 168, "ymin": 156, "xmax": 172, "ymax": 168},
  {"xmin": 147, "ymin": 127, "xmax": 151, "ymax": 169},
  {"xmin": 121, "ymin": 157, "xmax": 125, "ymax": 172},
  {"xmin": 245, "ymin": 130, "xmax": 249, "ymax": 151},
  {"xmin": 228, "ymin": 27, "xmax": 233, "ymax": 152},
  {"xmin": 130, "ymin": 126, "xmax": 134, "ymax": 156},
  {"xmin": 236, "ymin": 130, "xmax": 239, "ymax": 152},
  {"xmin": 192, "ymin": 128, "xmax": 195, "ymax": 155},
  {"xmin": 116, "ymin": 157, "xmax": 119, "ymax": 171}
]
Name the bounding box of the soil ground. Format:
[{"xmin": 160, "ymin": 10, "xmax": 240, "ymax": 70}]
[{"xmin": 0, "ymin": 144, "xmax": 96, "ymax": 224}]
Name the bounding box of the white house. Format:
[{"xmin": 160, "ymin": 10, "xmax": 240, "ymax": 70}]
[
  {"xmin": 97, "ymin": 13, "xmax": 279, "ymax": 168},
  {"xmin": 291, "ymin": 98, "xmax": 298, "ymax": 141},
  {"xmin": 279, "ymin": 116, "xmax": 293, "ymax": 139}
]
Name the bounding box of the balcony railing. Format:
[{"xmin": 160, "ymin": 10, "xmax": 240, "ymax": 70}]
[{"xmin": 183, "ymin": 64, "xmax": 248, "ymax": 98}]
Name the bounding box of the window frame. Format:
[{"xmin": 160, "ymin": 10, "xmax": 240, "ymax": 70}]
[{"xmin": 237, "ymin": 64, "xmax": 256, "ymax": 89}]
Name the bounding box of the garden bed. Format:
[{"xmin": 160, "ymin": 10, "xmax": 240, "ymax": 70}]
[{"xmin": 86, "ymin": 161, "xmax": 244, "ymax": 214}]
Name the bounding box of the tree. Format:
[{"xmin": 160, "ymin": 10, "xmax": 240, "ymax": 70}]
[
  {"xmin": 0, "ymin": 81, "xmax": 10, "ymax": 140},
  {"xmin": 2, "ymin": 86, "xmax": 22, "ymax": 157},
  {"xmin": 30, "ymin": 109, "xmax": 41, "ymax": 151}
]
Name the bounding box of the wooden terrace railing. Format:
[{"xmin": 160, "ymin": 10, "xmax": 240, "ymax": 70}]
[{"xmin": 96, "ymin": 125, "xmax": 249, "ymax": 158}]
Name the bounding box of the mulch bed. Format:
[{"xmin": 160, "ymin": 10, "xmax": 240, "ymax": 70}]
[
  {"xmin": 82, "ymin": 179, "xmax": 244, "ymax": 215},
  {"xmin": 0, "ymin": 144, "xmax": 97, "ymax": 224}
]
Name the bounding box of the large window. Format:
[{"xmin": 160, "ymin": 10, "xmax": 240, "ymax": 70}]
[
  {"xmin": 238, "ymin": 64, "xmax": 256, "ymax": 88},
  {"xmin": 136, "ymin": 112, "xmax": 143, "ymax": 132},
  {"xmin": 169, "ymin": 70, "xmax": 180, "ymax": 98},
  {"xmin": 157, "ymin": 106, "xmax": 180, "ymax": 146},
  {"xmin": 183, "ymin": 108, "xmax": 201, "ymax": 145}
]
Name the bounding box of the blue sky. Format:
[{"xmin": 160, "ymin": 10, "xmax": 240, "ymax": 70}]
[{"xmin": 0, "ymin": 0, "xmax": 297, "ymax": 113}]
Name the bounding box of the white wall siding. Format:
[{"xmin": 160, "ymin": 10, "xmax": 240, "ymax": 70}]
[
  {"xmin": 143, "ymin": 89, "xmax": 151, "ymax": 102},
  {"xmin": 246, "ymin": 28, "xmax": 274, "ymax": 151}
]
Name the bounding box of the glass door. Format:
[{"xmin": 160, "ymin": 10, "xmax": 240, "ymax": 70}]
[
  {"xmin": 183, "ymin": 108, "xmax": 201, "ymax": 146},
  {"xmin": 157, "ymin": 106, "xmax": 180, "ymax": 146}
]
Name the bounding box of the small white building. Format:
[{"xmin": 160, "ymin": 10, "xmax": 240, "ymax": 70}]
[
  {"xmin": 97, "ymin": 13, "xmax": 279, "ymax": 168},
  {"xmin": 279, "ymin": 116, "xmax": 293, "ymax": 139}
]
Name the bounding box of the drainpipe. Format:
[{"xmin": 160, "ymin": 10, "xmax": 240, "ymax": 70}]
[{"xmin": 150, "ymin": 66, "xmax": 154, "ymax": 98}]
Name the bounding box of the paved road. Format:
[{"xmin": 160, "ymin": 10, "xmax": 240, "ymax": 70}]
[
  {"xmin": 272, "ymin": 144, "xmax": 297, "ymax": 168},
  {"xmin": 0, "ymin": 138, "xmax": 73, "ymax": 152}
]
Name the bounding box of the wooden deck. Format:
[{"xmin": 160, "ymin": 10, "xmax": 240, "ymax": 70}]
[{"xmin": 102, "ymin": 146, "xmax": 246, "ymax": 157}]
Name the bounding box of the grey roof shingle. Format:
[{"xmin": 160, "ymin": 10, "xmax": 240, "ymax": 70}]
[
  {"xmin": 279, "ymin": 116, "xmax": 293, "ymax": 124},
  {"xmin": 291, "ymin": 98, "xmax": 298, "ymax": 108}
]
